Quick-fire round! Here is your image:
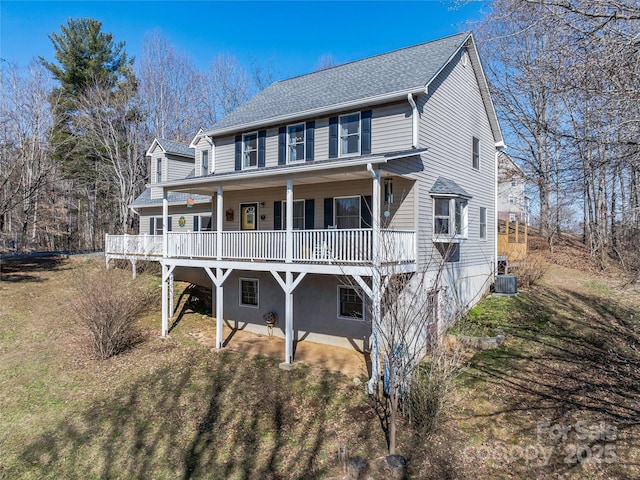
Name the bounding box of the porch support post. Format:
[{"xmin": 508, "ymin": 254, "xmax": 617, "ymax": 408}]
[
  {"xmin": 162, "ymin": 189, "xmax": 168, "ymax": 256},
  {"xmin": 285, "ymin": 179, "xmax": 293, "ymax": 263},
  {"xmin": 216, "ymin": 185, "xmax": 223, "ymax": 260},
  {"xmin": 369, "ymin": 165, "xmax": 382, "ymax": 395},
  {"xmin": 161, "ymin": 189, "xmax": 169, "ymax": 336}
]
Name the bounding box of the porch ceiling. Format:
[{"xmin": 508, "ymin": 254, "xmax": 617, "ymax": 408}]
[{"xmin": 171, "ymin": 166, "xmax": 374, "ymax": 195}]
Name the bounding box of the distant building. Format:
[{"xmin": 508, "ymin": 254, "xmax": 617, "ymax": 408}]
[{"xmin": 498, "ymin": 151, "xmax": 529, "ymax": 224}]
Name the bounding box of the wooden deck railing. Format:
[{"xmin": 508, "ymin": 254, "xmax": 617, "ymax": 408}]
[
  {"xmin": 497, "ymin": 219, "xmax": 528, "ymax": 261},
  {"xmin": 109, "ymin": 229, "xmax": 417, "ymax": 265}
]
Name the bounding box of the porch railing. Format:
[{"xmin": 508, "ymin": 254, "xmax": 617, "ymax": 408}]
[
  {"xmin": 106, "ymin": 230, "xmax": 415, "ymax": 265},
  {"xmin": 105, "ymin": 234, "xmax": 163, "ymax": 258}
]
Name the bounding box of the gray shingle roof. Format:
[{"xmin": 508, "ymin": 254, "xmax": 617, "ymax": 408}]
[
  {"xmin": 130, "ymin": 188, "xmax": 211, "ymax": 208},
  {"xmin": 207, "ymin": 32, "xmax": 470, "ymax": 134},
  {"xmin": 429, "ymin": 177, "xmax": 473, "ymax": 199},
  {"xmin": 156, "ymin": 139, "xmax": 194, "ymax": 158}
]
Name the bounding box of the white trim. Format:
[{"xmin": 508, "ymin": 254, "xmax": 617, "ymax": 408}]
[
  {"xmin": 334, "ymin": 195, "xmax": 361, "ymax": 229},
  {"xmin": 239, "ymin": 277, "xmax": 259, "ymax": 308},
  {"xmin": 242, "ymin": 132, "xmax": 259, "ymax": 170},
  {"xmin": 286, "ymin": 122, "xmax": 306, "ymax": 163},
  {"xmin": 338, "ymin": 111, "xmax": 361, "ymax": 157},
  {"xmin": 239, "ymin": 202, "xmax": 259, "ymax": 231},
  {"xmin": 337, "ymin": 285, "xmax": 365, "ymax": 321},
  {"xmin": 432, "ymin": 197, "xmax": 468, "ymax": 242},
  {"xmin": 479, "ymin": 206, "xmax": 487, "ymax": 241}
]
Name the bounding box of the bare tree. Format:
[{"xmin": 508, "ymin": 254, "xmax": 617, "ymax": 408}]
[
  {"xmin": 138, "ymin": 31, "xmax": 204, "ymax": 142},
  {"xmin": 0, "ymin": 61, "xmax": 63, "ymax": 249},
  {"xmin": 74, "ymin": 76, "xmax": 147, "ymax": 234}
]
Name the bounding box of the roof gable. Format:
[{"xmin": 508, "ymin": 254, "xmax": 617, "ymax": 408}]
[{"xmin": 146, "ymin": 138, "xmax": 195, "ymax": 158}]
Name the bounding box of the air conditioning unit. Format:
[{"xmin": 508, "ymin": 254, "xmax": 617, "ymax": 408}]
[{"xmin": 494, "ymin": 274, "xmax": 517, "ymax": 296}]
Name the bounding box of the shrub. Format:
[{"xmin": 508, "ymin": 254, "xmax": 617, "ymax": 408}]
[
  {"xmin": 73, "ymin": 268, "xmax": 154, "ymax": 359},
  {"xmin": 408, "ymin": 341, "xmax": 466, "ymax": 437},
  {"xmin": 511, "ymin": 252, "xmax": 548, "ymax": 288}
]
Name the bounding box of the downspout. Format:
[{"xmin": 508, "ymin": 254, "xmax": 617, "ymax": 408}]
[
  {"xmin": 367, "ymin": 162, "xmax": 382, "ymax": 395},
  {"xmin": 407, "ymin": 93, "xmax": 418, "ymax": 149}
]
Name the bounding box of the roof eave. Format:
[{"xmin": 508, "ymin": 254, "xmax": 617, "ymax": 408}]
[{"xmin": 200, "ymin": 87, "xmax": 426, "ymax": 139}]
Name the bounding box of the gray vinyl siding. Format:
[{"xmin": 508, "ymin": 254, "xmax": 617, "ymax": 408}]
[
  {"xmin": 210, "ymin": 102, "xmax": 413, "ymax": 174},
  {"xmin": 411, "ymin": 47, "xmax": 496, "ymax": 271},
  {"xmin": 138, "ymin": 203, "xmax": 213, "ymax": 235},
  {"xmin": 211, "ymin": 178, "xmax": 414, "ymax": 232},
  {"xmin": 371, "ymin": 101, "xmax": 412, "ymax": 153},
  {"xmin": 165, "ymin": 154, "xmax": 194, "ymax": 181}
]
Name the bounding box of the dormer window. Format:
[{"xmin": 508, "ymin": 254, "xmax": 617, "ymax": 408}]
[
  {"xmin": 202, "ymin": 150, "xmax": 209, "ymax": 175},
  {"xmin": 156, "ymin": 158, "xmax": 162, "ymax": 183}
]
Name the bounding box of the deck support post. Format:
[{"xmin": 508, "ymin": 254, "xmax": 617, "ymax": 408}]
[
  {"xmin": 285, "ymin": 271, "xmax": 293, "ymax": 363},
  {"xmin": 216, "ymin": 267, "xmax": 224, "ymax": 349},
  {"xmin": 169, "ymin": 272, "xmax": 174, "ymax": 315},
  {"xmin": 161, "ymin": 264, "xmax": 169, "ymax": 336}
]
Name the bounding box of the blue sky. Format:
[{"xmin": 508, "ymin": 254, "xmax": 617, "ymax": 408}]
[{"xmin": 1, "ymin": 1, "xmax": 489, "ymax": 80}]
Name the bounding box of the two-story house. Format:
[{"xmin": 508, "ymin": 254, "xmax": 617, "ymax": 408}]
[{"xmin": 107, "ymin": 32, "xmax": 504, "ymax": 373}]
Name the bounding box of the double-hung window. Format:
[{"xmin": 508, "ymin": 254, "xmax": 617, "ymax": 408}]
[
  {"xmin": 339, "ymin": 112, "xmax": 361, "ymax": 156},
  {"xmin": 240, "ymin": 278, "xmax": 259, "ymax": 308},
  {"xmin": 156, "ymin": 158, "xmax": 162, "ymax": 183},
  {"xmin": 433, "ymin": 197, "xmax": 468, "ymax": 240},
  {"xmin": 480, "ymin": 207, "xmax": 487, "ymax": 240},
  {"xmin": 281, "ymin": 200, "xmax": 305, "ymax": 230},
  {"xmin": 198, "ymin": 215, "xmax": 212, "ymax": 232},
  {"xmin": 334, "ymin": 196, "xmax": 360, "ymax": 229},
  {"xmin": 337, "ymin": 286, "xmax": 364, "ymax": 320},
  {"xmin": 201, "ymin": 150, "xmax": 209, "ymax": 175},
  {"xmin": 287, "ymin": 123, "xmax": 305, "ymax": 162},
  {"xmin": 472, "ymin": 136, "xmax": 480, "ymax": 170},
  {"xmin": 243, "ymin": 132, "xmax": 258, "ymax": 169}
]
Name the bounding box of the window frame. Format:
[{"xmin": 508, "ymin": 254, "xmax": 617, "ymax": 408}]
[
  {"xmin": 339, "ymin": 112, "xmax": 361, "ymax": 157},
  {"xmin": 286, "ymin": 122, "xmax": 306, "ymax": 163},
  {"xmin": 201, "ymin": 150, "xmax": 209, "ymax": 175},
  {"xmin": 479, "ymin": 207, "xmax": 487, "ymax": 240},
  {"xmin": 334, "ymin": 195, "xmax": 361, "ymax": 229},
  {"xmin": 153, "ymin": 216, "xmax": 164, "ymax": 236},
  {"xmin": 239, "ymin": 278, "xmax": 259, "ymax": 308},
  {"xmin": 242, "ymin": 132, "xmax": 259, "ymax": 170},
  {"xmin": 432, "ymin": 197, "xmax": 468, "ymax": 241},
  {"xmin": 280, "ymin": 199, "xmax": 305, "ymax": 230},
  {"xmin": 337, "ymin": 285, "xmax": 364, "ymax": 321},
  {"xmin": 199, "ymin": 214, "xmax": 212, "ymax": 232},
  {"xmin": 472, "ymin": 136, "xmax": 480, "ymax": 170},
  {"xmin": 156, "ymin": 157, "xmax": 162, "ymax": 183}
]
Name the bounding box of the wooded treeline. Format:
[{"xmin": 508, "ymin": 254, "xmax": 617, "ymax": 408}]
[
  {"xmin": 2, "ymin": 5, "xmax": 639, "ymax": 277},
  {"xmin": 0, "ymin": 20, "xmax": 273, "ymax": 252},
  {"xmin": 477, "ymin": 0, "xmax": 640, "ymax": 275}
]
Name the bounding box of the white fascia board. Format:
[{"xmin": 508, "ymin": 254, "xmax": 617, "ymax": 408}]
[
  {"xmin": 200, "ymin": 88, "xmax": 426, "ymax": 138},
  {"xmin": 464, "ymin": 34, "xmax": 505, "ymax": 146},
  {"xmin": 158, "ymin": 154, "xmax": 393, "ymax": 190},
  {"xmin": 189, "ymin": 129, "xmax": 204, "ymax": 148},
  {"xmin": 146, "ymin": 138, "xmax": 163, "ymax": 157}
]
